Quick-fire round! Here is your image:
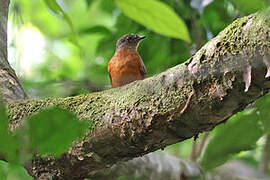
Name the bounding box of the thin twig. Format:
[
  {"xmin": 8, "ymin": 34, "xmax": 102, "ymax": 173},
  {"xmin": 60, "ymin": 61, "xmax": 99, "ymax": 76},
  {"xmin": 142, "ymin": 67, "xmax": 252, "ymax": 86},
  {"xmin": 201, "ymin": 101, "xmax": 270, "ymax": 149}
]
[
  {"xmin": 260, "ymin": 134, "xmax": 270, "ymax": 173},
  {"xmin": 180, "ymin": 88, "xmax": 195, "ymax": 114},
  {"xmin": 196, "ymin": 132, "xmax": 209, "ymax": 158},
  {"xmin": 190, "ymin": 140, "xmax": 198, "ymax": 161}
]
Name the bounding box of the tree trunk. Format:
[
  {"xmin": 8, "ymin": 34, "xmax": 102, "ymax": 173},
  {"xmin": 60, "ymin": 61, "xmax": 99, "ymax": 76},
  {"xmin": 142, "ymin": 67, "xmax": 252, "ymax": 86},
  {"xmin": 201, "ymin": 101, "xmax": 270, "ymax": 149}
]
[
  {"xmin": 1, "ymin": 3, "xmax": 270, "ymax": 179},
  {"xmin": 0, "ymin": 0, "xmax": 27, "ymax": 102}
]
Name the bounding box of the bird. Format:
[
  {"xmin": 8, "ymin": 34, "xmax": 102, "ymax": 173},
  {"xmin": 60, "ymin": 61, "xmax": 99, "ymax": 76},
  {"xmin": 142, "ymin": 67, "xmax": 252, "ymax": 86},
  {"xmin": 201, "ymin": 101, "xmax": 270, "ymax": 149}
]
[{"xmin": 108, "ymin": 34, "xmax": 147, "ymax": 88}]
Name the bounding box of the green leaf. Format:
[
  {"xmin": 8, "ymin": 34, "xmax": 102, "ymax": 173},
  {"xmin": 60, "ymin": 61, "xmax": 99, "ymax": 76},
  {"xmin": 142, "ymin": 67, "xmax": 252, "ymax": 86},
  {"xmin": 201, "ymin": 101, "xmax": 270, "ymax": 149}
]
[
  {"xmin": 99, "ymin": 0, "xmax": 116, "ymax": 14},
  {"xmin": 0, "ymin": 161, "xmax": 32, "ymax": 180},
  {"xmin": 200, "ymin": 109, "xmax": 264, "ymax": 170},
  {"xmin": 44, "ymin": 0, "xmax": 74, "ymax": 33},
  {"xmin": 0, "ymin": 100, "xmax": 8, "ymax": 131},
  {"xmin": 116, "ymin": 0, "xmax": 191, "ymax": 42},
  {"xmin": 27, "ymin": 107, "xmax": 90, "ymax": 156},
  {"xmin": 202, "ymin": 0, "xmax": 231, "ymax": 36},
  {"xmin": 254, "ymin": 93, "xmax": 270, "ymax": 133},
  {"xmin": 228, "ymin": 0, "xmax": 265, "ymax": 14},
  {"xmin": 0, "ymin": 102, "xmax": 19, "ymax": 164},
  {"xmin": 85, "ymin": 0, "xmax": 94, "ymax": 8},
  {"xmin": 79, "ymin": 25, "xmax": 112, "ymax": 36},
  {"xmin": 44, "ymin": 0, "xmax": 62, "ymax": 14}
]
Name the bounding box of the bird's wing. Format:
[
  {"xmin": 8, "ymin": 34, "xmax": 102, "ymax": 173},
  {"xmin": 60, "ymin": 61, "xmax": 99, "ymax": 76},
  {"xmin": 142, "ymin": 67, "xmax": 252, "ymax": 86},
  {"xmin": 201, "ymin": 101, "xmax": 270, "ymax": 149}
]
[
  {"xmin": 109, "ymin": 73, "xmax": 112, "ymax": 85},
  {"xmin": 108, "ymin": 60, "xmax": 113, "ymax": 86},
  {"xmin": 139, "ymin": 57, "xmax": 147, "ymax": 79}
]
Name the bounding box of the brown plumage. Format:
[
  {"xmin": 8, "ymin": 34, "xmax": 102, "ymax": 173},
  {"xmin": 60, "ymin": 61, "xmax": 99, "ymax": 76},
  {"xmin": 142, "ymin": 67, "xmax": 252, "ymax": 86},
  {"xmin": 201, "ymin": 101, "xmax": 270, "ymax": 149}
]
[{"xmin": 108, "ymin": 34, "xmax": 146, "ymax": 88}]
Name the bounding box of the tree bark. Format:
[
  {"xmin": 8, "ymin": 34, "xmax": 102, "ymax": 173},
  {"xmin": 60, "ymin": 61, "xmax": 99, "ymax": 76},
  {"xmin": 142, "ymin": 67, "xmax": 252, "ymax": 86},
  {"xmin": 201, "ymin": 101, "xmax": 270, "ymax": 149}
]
[
  {"xmin": 2, "ymin": 6, "xmax": 270, "ymax": 180},
  {"xmin": 0, "ymin": 0, "xmax": 27, "ymax": 102}
]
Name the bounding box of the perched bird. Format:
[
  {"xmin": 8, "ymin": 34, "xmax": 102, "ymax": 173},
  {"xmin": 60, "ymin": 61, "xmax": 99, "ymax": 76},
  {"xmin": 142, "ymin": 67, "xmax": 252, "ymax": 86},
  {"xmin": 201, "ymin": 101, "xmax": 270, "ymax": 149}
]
[{"xmin": 108, "ymin": 34, "xmax": 147, "ymax": 88}]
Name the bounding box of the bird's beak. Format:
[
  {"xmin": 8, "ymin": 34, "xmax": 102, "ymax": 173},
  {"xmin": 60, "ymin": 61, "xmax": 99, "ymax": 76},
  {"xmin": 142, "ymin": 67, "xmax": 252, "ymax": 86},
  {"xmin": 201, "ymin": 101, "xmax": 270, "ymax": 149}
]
[{"xmin": 138, "ymin": 35, "xmax": 146, "ymax": 41}]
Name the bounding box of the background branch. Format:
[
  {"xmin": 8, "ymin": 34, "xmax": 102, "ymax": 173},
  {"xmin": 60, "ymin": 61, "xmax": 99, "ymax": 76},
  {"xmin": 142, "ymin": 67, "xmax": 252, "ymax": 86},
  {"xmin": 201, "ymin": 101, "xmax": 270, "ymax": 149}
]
[
  {"xmin": 260, "ymin": 134, "xmax": 270, "ymax": 173},
  {"xmin": 92, "ymin": 153, "xmax": 201, "ymax": 180}
]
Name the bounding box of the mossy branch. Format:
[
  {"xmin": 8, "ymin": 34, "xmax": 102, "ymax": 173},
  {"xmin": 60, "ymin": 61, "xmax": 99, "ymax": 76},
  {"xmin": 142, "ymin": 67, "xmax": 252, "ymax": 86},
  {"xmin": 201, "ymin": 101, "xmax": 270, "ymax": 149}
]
[{"xmin": 3, "ymin": 8, "xmax": 270, "ymax": 179}]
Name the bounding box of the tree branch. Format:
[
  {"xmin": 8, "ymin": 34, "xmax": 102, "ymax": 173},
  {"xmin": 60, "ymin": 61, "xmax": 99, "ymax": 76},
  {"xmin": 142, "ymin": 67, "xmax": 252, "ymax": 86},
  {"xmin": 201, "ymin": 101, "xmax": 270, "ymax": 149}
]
[
  {"xmin": 2, "ymin": 8, "xmax": 270, "ymax": 180},
  {"xmin": 92, "ymin": 153, "xmax": 201, "ymax": 180}
]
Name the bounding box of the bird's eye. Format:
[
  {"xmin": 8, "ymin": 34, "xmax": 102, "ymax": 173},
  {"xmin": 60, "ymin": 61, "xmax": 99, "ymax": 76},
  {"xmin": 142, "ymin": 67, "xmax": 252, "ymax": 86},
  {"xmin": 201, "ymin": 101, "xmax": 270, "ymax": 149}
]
[{"xmin": 126, "ymin": 37, "xmax": 131, "ymax": 41}]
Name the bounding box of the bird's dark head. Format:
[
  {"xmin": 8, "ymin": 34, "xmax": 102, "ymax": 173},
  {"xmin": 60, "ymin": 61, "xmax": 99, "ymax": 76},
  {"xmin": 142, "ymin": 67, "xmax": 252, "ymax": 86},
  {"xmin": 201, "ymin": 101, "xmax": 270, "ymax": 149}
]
[{"xmin": 116, "ymin": 34, "xmax": 146, "ymax": 50}]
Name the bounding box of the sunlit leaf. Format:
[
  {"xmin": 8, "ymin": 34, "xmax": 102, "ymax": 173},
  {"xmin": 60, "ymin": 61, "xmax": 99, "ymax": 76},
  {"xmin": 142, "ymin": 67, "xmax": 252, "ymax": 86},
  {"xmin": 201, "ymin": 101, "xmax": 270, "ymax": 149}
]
[
  {"xmin": 116, "ymin": 0, "xmax": 191, "ymax": 42},
  {"xmin": 27, "ymin": 107, "xmax": 90, "ymax": 156},
  {"xmin": 44, "ymin": 0, "xmax": 62, "ymax": 14},
  {"xmin": 44, "ymin": 0, "xmax": 74, "ymax": 32},
  {"xmin": 201, "ymin": 109, "xmax": 264, "ymax": 170}
]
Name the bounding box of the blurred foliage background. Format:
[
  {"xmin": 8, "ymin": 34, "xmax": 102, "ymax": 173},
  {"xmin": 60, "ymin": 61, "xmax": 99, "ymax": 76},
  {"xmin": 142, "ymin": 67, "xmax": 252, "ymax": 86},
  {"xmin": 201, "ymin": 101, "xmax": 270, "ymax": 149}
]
[
  {"xmin": 10, "ymin": 0, "xmax": 269, "ymax": 98},
  {"xmin": 2, "ymin": 0, "xmax": 270, "ymax": 179}
]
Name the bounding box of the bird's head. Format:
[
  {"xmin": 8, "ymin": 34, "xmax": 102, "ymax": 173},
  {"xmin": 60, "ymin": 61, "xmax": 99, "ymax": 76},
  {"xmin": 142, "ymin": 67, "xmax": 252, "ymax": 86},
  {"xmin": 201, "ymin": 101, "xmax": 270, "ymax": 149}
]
[{"xmin": 116, "ymin": 34, "xmax": 146, "ymax": 50}]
